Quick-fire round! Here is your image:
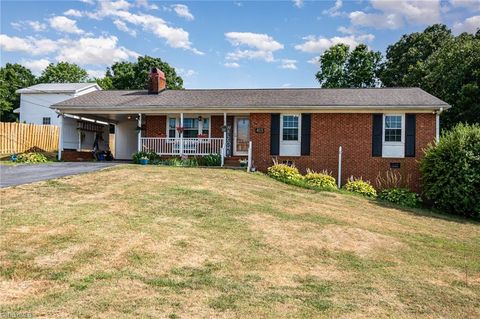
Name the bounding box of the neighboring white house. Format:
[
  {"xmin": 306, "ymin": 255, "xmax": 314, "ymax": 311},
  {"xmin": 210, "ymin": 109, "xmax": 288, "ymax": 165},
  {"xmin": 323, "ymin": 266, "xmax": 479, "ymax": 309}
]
[
  {"xmin": 15, "ymin": 83, "xmax": 110, "ymax": 154},
  {"xmin": 15, "ymin": 83, "xmax": 101, "ymax": 126}
]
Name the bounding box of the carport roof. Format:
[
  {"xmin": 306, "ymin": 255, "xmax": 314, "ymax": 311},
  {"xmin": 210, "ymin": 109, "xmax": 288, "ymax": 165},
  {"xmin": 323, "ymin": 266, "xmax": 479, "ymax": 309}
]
[{"xmin": 52, "ymin": 87, "xmax": 450, "ymax": 111}]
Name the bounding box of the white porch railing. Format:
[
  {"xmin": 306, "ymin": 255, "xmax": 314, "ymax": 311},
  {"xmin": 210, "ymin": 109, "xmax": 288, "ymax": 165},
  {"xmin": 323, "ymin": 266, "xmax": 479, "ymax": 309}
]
[{"xmin": 141, "ymin": 137, "xmax": 224, "ymax": 156}]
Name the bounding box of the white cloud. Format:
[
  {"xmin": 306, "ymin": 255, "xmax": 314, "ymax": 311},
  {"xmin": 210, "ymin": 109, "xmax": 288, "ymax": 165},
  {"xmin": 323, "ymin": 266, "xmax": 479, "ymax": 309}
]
[
  {"xmin": 293, "ymin": 0, "xmax": 304, "ymax": 8},
  {"xmin": 224, "ymin": 62, "xmax": 240, "ymax": 68},
  {"xmin": 49, "ymin": 16, "xmax": 84, "ymax": 34},
  {"xmin": 86, "ymin": 69, "xmax": 107, "ymax": 78},
  {"xmin": 0, "ymin": 34, "xmax": 138, "ymax": 67},
  {"xmin": 55, "ymin": 35, "xmax": 139, "ymax": 65},
  {"xmin": 348, "ymin": 0, "xmax": 441, "ymax": 29},
  {"xmin": 21, "ymin": 58, "xmax": 51, "ymax": 74},
  {"xmin": 80, "ymin": 0, "xmax": 95, "ymax": 4},
  {"xmin": 64, "ymin": 9, "xmax": 83, "ymax": 17},
  {"xmin": 113, "ymin": 19, "xmax": 137, "ymax": 36},
  {"xmin": 307, "ymin": 56, "xmax": 321, "ymax": 67},
  {"xmin": 349, "ymin": 11, "xmax": 403, "ymax": 29},
  {"xmin": 136, "ymin": 0, "xmax": 159, "ymax": 10},
  {"xmin": 177, "ymin": 68, "xmax": 197, "ymax": 77},
  {"xmin": 280, "ymin": 59, "xmax": 297, "ymax": 70},
  {"xmin": 452, "ymin": 15, "xmax": 480, "ymax": 34},
  {"xmin": 0, "ymin": 34, "xmax": 58, "ymax": 55},
  {"xmin": 225, "ymin": 32, "xmax": 283, "ymax": 62},
  {"xmin": 10, "ymin": 20, "xmax": 47, "ymax": 32},
  {"xmin": 450, "ymin": 0, "xmax": 480, "ymax": 11},
  {"xmin": 171, "ymin": 4, "xmax": 194, "ymax": 21},
  {"xmin": 323, "ymin": 0, "xmax": 343, "ymax": 16},
  {"xmin": 82, "ymin": 1, "xmax": 203, "ymax": 54},
  {"xmin": 294, "ymin": 34, "xmax": 374, "ymax": 53}
]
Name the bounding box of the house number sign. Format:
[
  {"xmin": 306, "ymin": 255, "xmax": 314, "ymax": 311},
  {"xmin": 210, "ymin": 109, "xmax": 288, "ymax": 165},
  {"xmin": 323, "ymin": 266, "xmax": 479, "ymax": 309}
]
[{"xmin": 255, "ymin": 127, "xmax": 265, "ymax": 133}]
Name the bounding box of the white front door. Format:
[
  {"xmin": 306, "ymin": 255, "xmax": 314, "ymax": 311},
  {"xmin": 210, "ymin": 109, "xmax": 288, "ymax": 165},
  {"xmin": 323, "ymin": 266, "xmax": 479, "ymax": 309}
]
[{"xmin": 234, "ymin": 117, "xmax": 250, "ymax": 156}]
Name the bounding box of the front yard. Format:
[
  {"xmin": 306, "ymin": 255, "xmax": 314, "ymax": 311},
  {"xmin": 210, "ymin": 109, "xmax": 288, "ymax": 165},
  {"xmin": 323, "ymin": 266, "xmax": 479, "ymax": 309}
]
[{"xmin": 0, "ymin": 165, "xmax": 479, "ymax": 318}]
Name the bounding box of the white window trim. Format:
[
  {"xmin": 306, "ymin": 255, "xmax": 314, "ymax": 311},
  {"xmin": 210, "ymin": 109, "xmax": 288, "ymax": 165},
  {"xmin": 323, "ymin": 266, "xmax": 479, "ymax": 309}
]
[
  {"xmin": 383, "ymin": 114, "xmax": 405, "ymax": 145},
  {"xmin": 382, "ymin": 113, "xmax": 405, "ymax": 158},
  {"xmin": 280, "ymin": 114, "xmax": 301, "ymax": 144},
  {"xmin": 166, "ymin": 115, "xmax": 211, "ymax": 138}
]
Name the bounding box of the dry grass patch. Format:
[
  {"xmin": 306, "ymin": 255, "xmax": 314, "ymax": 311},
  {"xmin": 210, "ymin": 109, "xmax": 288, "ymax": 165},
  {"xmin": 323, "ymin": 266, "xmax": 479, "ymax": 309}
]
[{"xmin": 0, "ymin": 165, "xmax": 479, "ymax": 318}]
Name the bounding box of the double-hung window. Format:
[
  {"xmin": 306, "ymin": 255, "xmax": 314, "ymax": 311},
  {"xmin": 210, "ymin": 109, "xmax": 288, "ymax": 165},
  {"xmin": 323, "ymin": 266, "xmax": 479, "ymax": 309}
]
[
  {"xmin": 384, "ymin": 115, "xmax": 402, "ymax": 143},
  {"xmin": 167, "ymin": 117, "xmax": 210, "ymax": 138},
  {"xmin": 382, "ymin": 114, "xmax": 405, "ymax": 158},
  {"xmin": 282, "ymin": 115, "xmax": 299, "ymax": 141}
]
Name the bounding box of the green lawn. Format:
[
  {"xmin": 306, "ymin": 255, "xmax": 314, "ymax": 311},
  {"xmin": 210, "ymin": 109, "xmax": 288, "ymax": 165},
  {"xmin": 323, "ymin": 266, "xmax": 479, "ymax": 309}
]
[{"xmin": 0, "ymin": 165, "xmax": 479, "ymax": 318}]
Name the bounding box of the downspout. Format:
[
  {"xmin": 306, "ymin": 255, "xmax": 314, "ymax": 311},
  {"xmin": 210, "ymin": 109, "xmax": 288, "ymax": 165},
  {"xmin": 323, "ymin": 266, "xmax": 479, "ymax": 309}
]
[{"xmin": 436, "ymin": 107, "xmax": 444, "ymax": 143}]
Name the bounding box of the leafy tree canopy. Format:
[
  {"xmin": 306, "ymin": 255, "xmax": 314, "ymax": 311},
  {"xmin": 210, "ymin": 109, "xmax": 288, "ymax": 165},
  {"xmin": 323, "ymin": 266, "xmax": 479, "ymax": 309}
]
[
  {"xmin": 109, "ymin": 55, "xmax": 183, "ymax": 90},
  {"xmin": 0, "ymin": 63, "xmax": 35, "ymax": 121},
  {"xmin": 38, "ymin": 62, "xmax": 89, "ymax": 83},
  {"xmin": 379, "ymin": 24, "xmax": 453, "ymax": 87},
  {"xmin": 380, "ymin": 24, "xmax": 479, "ymax": 128},
  {"xmin": 315, "ymin": 44, "xmax": 382, "ymax": 88}
]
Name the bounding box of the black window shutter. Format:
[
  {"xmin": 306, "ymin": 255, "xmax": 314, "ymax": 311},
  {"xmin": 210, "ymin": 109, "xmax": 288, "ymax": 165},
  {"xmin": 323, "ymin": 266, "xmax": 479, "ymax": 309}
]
[
  {"xmin": 372, "ymin": 114, "xmax": 383, "ymax": 157},
  {"xmin": 301, "ymin": 113, "xmax": 311, "ymax": 156},
  {"xmin": 405, "ymin": 114, "xmax": 416, "ymax": 157},
  {"xmin": 270, "ymin": 113, "xmax": 280, "ymax": 155}
]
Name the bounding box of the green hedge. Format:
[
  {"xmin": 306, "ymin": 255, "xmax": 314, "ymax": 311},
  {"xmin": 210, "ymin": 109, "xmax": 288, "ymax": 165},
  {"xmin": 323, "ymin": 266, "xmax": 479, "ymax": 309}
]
[{"xmin": 420, "ymin": 123, "xmax": 480, "ymax": 217}]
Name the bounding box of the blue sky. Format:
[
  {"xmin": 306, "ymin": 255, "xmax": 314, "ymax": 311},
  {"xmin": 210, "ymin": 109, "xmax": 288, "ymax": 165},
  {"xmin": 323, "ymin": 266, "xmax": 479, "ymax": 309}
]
[{"xmin": 1, "ymin": 0, "xmax": 479, "ymax": 88}]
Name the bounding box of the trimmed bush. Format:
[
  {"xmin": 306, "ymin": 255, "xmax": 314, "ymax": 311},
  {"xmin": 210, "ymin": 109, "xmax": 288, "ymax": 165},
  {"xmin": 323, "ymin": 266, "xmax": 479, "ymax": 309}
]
[
  {"xmin": 16, "ymin": 152, "xmax": 49, "ymax": 163},
  {"xmin": 267, "ymin": 164, "xmax": 303, "ymax": 182},
  {"xmin": 420, "ymin": 123, "xmax": 480, "ymax": 217},
  {"xmin": 379, "ymin": 188, "xmax": 421, "ymax": 208},
  {"xmin": 304, "ymin": 169, "xmax": 337, "ymax": 190},
  {"xmin": 343, "ymin": 177, "xmax": 377, "ymax": 198},
  {"xmin": 197, "ymin": 154, "xmax": 221, "ymax": 166}
]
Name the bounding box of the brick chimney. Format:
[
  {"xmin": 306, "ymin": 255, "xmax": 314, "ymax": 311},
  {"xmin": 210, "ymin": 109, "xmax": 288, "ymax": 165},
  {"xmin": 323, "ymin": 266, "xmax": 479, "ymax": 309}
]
[{"xmin": 148, "ymin": 68, "xmax": 166, "ymax": 94}]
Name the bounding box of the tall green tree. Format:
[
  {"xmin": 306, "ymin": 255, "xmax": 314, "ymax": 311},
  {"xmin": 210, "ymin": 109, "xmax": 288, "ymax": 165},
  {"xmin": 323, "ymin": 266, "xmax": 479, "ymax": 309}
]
[
  {"xmin": 379, "ymin": 24, "xmax": 453, "ymax": 87},
  {"xmin": 315, "ymin": 44, "xmax": 382, "ymax": 88},
  {"xmin": 0, "ymin": 63, "xmax": 36, "ymax": 121},
  {"xmin": 110, "ymin": 56, "xmax": 183, "ymax": 90},
  {"xmin": 38, "ymin": 62, "xmax": 88, "ymax": 83},
  {"xmin": 423, "ymin": 32, "xmax": 480, "ymax": 128}
]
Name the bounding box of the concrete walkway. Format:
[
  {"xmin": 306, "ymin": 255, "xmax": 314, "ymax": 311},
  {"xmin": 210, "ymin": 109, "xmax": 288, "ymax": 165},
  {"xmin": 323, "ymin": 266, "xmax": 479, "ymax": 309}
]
[{"xmin": 0, "ymin": 162, "xmax": 120, "ymax": 188}]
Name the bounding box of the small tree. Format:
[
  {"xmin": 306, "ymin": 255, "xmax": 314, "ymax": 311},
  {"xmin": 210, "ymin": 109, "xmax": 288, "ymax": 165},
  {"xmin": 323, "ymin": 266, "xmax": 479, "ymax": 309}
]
[
  {"xmin": 420, "ymin": 124, "xmax": 480, "ymax": 217},
  {"xmin": 38, "ymin": 62, "xmax": 88, "ymax": 83}
]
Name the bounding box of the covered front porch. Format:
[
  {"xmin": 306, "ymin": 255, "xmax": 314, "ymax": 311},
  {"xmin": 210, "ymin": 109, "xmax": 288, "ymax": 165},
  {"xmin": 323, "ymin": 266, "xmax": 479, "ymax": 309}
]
[{"xmin": 139, "ymin": 112, "xmax": 252, "ymax": 167}]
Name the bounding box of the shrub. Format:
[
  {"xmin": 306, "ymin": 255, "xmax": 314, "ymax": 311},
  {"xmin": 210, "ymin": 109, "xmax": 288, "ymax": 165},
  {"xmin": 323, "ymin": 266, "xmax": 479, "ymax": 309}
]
[
  {"xmin": 378, "ymin": 188, "xmax": 421, "ymax": 208},
  {"xmin": 132, "ymin": 151, "xmax": 159, "ymax": 164},
  {"xmin": 267, "ymin": 164, "xmax": 303, "ymax": 182},
  {"xmin": 161, "ymin": 156, "xmax": 198, "ymax": 167},
  {"xmin": 375, "ymin": 169, "xmax": 411, "ymax": 190},
  {"xmin": 343, "ymin": 177, "xmax": 377, "ymax": 198},
  {"xmin": 16, "ymin": 152, "xmax": 49, "ymax": 163},
  {"xmin": 198, "ymin": 154, "xmax": 221, "ymax": 166},
  {"xmin": 304, "ymin": 169, "xmax": 337, "ymax": 190},
  {"xmin": 420, "ymin": 123, "xmax": 480, "ymax": 217}
]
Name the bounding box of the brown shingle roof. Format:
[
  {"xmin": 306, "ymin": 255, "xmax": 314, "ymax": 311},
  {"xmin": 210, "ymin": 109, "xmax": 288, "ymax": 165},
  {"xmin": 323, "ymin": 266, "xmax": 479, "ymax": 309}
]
[{"xmin": 53, "ymin": 87, "xmax": 449, "ymax": 111}]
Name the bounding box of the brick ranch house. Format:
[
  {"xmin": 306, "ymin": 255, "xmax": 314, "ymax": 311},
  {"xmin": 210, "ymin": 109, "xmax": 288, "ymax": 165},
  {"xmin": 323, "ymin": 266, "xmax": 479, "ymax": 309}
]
[{"xmin": 53, "ymin": 69, "xmax": 450, "ymax": 190}]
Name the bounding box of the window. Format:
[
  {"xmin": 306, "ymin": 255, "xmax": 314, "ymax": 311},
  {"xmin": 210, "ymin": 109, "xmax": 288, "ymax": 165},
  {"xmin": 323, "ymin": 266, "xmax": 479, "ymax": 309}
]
[
  {"xmin": 282, "ymin": 115, "xmax": 299, "ymax": 141},
  {"xmin": 168, "ymin": 118, "xmax": 176, "ymax": 138},
  {"xmin": 42, "ymin": 117, "xmax": 51, "ymax": 125},
  {"xmin": 384, "ymin": 115, "xmax": 402, "ymax": 142},
  {"xmin": 201, "ymin": 118, "xmax": 209, "ymax": 136},
  {"xmin": 183, "ymin": 118, "xmax": 199, "ymax": 138}
]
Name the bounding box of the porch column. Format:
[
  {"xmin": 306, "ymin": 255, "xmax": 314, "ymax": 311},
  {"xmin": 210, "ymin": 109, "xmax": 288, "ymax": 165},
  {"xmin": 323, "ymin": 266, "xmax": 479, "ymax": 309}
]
[
  {"xmin": 57, "ymin": 114, "xmax": 63, "ymax": 160},
  {"xmin": 180, "ymin": 113, "xmax": 184, "ymax": 155},
  {"xmin": 222, "ymin": 112, "xmax": 227, "ymax": 167},
  {"xmin": 137, "ymin": 113, "xmax": 142, "ymax": 152}
]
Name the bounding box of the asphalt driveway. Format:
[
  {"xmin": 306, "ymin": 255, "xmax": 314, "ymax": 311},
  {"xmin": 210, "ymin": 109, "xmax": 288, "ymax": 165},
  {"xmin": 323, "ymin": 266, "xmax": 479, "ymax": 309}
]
[{"xmin": 0, "ymin": 162, "xmax": 120, "ymax": 188}]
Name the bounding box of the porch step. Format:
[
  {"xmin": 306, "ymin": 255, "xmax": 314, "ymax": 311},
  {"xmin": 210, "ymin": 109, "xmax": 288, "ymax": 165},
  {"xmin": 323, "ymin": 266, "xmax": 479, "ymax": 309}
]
[{"xmin": 224, "ymin": 156, "xmax": 247, "ymax": 167}]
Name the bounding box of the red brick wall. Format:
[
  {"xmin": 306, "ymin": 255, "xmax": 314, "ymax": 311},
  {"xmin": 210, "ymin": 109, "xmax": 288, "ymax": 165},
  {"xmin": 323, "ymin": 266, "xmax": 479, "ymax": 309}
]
[
  {"xmin": 145, "ymin": 116, "xmax": 167, "ymax": 137},
  {"xmin": 250, "ymin": 113, "xmax": 436, "ymax": 191}
]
